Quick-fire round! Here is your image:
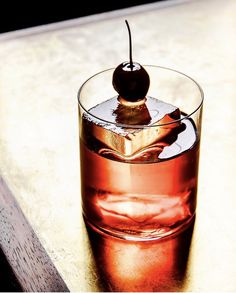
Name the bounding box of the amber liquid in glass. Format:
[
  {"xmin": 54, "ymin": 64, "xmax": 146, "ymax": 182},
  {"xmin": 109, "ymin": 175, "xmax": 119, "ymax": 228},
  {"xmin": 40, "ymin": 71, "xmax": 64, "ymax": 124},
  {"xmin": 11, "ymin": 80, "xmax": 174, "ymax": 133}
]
[{"xmin": 80, "ymin": 96, "xmax": 199, "ymax": 240}]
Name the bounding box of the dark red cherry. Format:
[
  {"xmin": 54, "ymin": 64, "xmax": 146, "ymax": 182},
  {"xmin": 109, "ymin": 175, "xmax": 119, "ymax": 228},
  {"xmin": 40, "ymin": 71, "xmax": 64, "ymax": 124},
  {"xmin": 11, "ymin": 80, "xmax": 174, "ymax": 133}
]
[
  {"xmin": 112, "ymin": 20, "xmax": 150, "ymax": 103},
  {"xmin": 112, "ymin": 61, "xmax": 150, "ymax": 102}
]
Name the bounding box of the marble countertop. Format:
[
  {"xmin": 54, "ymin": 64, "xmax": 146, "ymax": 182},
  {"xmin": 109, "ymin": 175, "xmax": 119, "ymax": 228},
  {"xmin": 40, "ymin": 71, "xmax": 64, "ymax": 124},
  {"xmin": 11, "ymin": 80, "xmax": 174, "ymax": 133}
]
[{"xmin": 0, "ymin": 0, "xmax": 236, "ymax": 291}]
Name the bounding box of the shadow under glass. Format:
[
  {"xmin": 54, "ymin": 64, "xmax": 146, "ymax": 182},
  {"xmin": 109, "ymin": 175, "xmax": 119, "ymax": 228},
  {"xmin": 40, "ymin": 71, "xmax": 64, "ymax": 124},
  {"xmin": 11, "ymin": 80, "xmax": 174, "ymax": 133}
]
[{"xmin": 85, "ymin": 217, "xmax": 195, "ymax": 292}]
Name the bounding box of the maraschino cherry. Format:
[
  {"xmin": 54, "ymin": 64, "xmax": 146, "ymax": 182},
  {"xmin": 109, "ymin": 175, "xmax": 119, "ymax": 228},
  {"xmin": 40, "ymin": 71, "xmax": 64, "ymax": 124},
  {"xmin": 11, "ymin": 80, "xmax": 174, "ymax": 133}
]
[{"xmin": 112, "ymin": 20, "xmax": 150, "ymax": 103}]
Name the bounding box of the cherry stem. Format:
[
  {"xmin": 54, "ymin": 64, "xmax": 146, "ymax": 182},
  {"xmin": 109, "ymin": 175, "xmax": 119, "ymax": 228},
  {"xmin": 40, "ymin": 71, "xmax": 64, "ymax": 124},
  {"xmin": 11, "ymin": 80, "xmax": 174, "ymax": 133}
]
[{"xmin": 125, "ymin": 20, "xmax": 133, "ymax": 69}]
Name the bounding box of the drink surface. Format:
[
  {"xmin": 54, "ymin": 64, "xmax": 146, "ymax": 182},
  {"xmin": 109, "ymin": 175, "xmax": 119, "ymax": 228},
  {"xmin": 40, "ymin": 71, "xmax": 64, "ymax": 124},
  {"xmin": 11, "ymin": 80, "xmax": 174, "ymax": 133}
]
[{"xmin": 80, "ymin": 96, "xmax": 199, "ymax": 240}]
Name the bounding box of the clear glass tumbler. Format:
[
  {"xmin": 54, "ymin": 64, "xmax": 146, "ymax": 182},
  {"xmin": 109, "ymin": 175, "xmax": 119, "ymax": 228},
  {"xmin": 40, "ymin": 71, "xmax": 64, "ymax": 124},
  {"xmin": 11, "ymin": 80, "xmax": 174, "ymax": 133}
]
[{"xmin": 78, "ymin": 65, "xmax": 203, "ymax": 241}]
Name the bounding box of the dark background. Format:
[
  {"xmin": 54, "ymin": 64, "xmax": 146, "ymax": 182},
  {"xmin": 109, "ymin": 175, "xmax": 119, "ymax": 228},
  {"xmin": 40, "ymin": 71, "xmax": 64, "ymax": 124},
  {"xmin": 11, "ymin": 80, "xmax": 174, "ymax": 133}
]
[{"xmin": 0, "ymin": 1, "xmax": 164, "ymax": 33}]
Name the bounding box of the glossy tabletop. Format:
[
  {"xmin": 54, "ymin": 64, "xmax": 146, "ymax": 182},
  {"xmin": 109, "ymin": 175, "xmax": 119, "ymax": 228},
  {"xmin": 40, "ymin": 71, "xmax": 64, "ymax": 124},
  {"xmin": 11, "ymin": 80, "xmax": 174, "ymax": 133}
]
[{"xmin": 0, "ymin": 0, "xmax": 236, "ymax": 291}]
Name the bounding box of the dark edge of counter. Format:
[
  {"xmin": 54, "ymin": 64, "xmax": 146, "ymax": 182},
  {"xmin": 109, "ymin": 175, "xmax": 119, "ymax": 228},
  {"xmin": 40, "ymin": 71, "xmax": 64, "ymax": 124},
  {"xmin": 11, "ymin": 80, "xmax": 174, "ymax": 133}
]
[{"xmin": 0, "ymin": 176, "xmax": 69, "ymax": 292}]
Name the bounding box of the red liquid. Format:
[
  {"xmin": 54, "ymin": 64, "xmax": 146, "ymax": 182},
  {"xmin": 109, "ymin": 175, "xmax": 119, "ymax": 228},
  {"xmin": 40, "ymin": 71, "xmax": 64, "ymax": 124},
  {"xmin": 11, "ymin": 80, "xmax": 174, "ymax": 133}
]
[{"xmin": 80, "ymin": 114, "xmax": 199, "ymax": 240}]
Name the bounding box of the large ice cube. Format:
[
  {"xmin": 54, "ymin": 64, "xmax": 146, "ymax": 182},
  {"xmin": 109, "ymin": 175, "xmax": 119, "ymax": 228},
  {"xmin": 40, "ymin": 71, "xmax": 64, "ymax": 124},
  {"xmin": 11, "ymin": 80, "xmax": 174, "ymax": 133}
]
[{"xmin": 83, "ymin": 96, "xmax": 183, "ymax": 157}]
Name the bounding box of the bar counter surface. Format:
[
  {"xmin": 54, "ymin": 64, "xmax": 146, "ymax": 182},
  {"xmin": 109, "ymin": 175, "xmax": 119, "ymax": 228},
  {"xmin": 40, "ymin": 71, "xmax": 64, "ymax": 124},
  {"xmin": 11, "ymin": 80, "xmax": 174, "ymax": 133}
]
[{"xmin": 0, "ymin": 0, "xmax": 236, "ymax": 291}]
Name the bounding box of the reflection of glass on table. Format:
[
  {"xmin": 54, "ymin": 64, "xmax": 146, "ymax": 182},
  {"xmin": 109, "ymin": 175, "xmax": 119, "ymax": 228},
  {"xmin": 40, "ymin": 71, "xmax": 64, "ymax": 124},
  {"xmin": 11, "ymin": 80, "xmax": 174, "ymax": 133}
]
[
  {"xmin": 85, "ymin": 218, "xmax": 195, "ymax": 292},
  {"xmin": 78, "ymin": 66, "xmax": 203, "ymax": 241}
]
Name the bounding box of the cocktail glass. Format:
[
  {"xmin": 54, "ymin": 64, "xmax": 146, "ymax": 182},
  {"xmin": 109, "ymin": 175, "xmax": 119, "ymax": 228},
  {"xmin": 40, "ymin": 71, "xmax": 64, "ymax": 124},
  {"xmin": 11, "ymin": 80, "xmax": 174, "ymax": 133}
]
[{"xmin": 78, "ymin": 65, "xmax": 203, "ymax": 241}]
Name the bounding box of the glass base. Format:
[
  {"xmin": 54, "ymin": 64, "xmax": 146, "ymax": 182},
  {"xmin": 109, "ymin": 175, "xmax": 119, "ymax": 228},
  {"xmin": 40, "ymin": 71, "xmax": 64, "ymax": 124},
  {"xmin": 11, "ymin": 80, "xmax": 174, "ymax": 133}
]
[{"xmin": 83, "ymin": 213, "xmax": 196, "ymax": 242}]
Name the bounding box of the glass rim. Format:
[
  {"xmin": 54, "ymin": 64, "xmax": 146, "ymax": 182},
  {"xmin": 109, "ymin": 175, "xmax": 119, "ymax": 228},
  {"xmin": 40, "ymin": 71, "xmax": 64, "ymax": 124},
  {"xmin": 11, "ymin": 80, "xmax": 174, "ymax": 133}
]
[{"xmin": 77, "ymin": 65, "xmax": 204, "ymax": 129}]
